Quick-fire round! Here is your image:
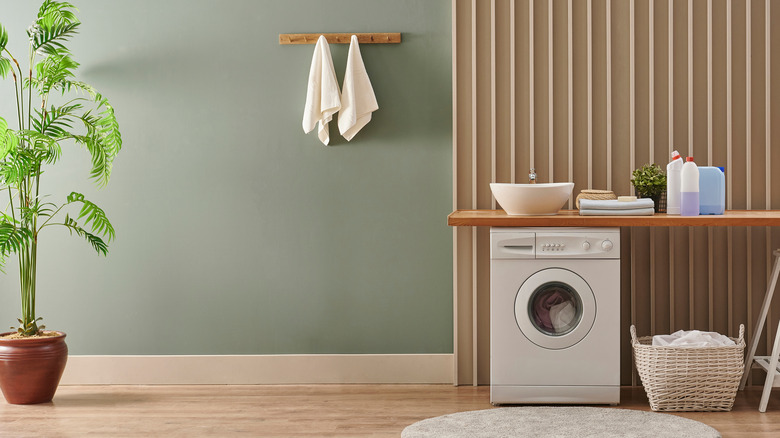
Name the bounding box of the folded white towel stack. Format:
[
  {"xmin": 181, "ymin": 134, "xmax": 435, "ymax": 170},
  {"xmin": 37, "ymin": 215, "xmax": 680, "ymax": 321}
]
[
  {"xmin": 579, "ymin": 198, "xmax": 654, "ymax": 210},
  {"xmin": 302, "ymin": 35, "xmax": 341, "ymax": 145},
  {"xmin": 338, "ymin": 35, "xmax": 379, "ymax": 141},
  {"xmin": 579, "ymin": 208, "xmax": 655, "ymax": 216},
  {"xmin": 578, "ymin": 198, "xmax": 655, "ymax": 216}
]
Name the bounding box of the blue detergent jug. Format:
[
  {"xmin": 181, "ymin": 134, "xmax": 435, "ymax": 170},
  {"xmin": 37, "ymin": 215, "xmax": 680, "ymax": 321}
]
[{"xmin": 699, "ymin": 167, "xmax": 725, "ymax": 215}]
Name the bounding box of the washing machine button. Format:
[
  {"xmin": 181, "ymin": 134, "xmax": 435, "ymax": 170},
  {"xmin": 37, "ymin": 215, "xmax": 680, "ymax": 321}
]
[
  {"xmin": 601, "ymin": 240, "xmax": 614, "ymax": 251},
  {"xmin": 582, "ymin": 241, "xmax": 590, "ymax": 250}
]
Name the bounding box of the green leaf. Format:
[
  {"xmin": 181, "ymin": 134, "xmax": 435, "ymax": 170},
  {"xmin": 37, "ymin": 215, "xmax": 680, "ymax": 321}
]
[
  {"xmin": 0, "ymin": 58, "xmax": 11, "ymax": 80},
  {"xmin": 61, "ymin": 216, "xmax": 108, "ymax": 255},
  {"xmin": 32, "ymin": 22, "xmax": 79, "ymax": 57},
  {"xmin": 38, "ymin": 0, "xmax": 79, "ymax": 26},
  {"xmin": 0, "ymin": 222, "xmax": 34, "ymax": 271},
  {"xmin": 71, "ymin": 96, "xmax": 122, "ymax": 187},
  {"xmin": 33, "ymin": 104, "xmax": 80, "ymax": 138},
  {"xmin": 0, "ymin": 117, "xmax": 19, "ymax": 160},
  {"xmin": 0, "ymin": 24, "xmax": 10, "ymax": 79},
  {"xmin": 0, "ymin": 23, "xmax": 7, "ymax": 50},
  {"xmin": 34, "ymin": 54, "xmax": 79, "ymax": 96},
  {"xmin": 21, "ymin": 130, "xmax": 61, "ymax": 164},
  {"xmin": 0, "ymin": 148, "xmax": 37, "ymax": 186},
  {"xmin": 630, "ymin": 164, "xmax": 667, "ymax": 198},
  {"xmin": 32, "ymin": 1, "xmax": 80, "ymax": 57},
  {"xmin": 66, "ymin": 192, "xmax": 115, "ymax": 242}
]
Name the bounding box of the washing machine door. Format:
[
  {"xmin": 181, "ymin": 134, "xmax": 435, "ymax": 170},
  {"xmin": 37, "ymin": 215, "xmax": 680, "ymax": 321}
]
[{"xmin": 515, "ymin": 268, "xmax": 596, "ymax": 350}]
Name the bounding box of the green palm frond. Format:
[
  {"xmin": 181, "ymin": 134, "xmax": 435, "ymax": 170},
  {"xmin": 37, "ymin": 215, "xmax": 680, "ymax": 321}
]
[
  {"xmin": 96, "ymin": 97, "xmax": 122, "ymax": 159},
  {"xmin": 71, "ymin": 100, "xmax": 121, "ymax": 187},
  {"xmin": 0, "ymin": 24, "xmax": 10, "ymax": 79},
  {"xmin": 22, "ymin": 130, "xmax": 61, "ymax": 164},
  {"xmin": 45, "ymin": 79, "xmax": 95, "ymax": 96},
  {"xmin": 0, "ymin": 23, "xmax": 7, "ymax": 51},
  {"xmin": 20, "ymin": 200, "xmax": 56, "ymax": 225},
  {"xmin": 62, "ymin": 215, "xmax": 108, "ymax": 255},
  {"xmin": 26, "ymin": 77, "xmax": 122, "ymax": 186},
  {"xmin": 34, "ymin": 54, "xmax": 78, "ymax": 96},
  {"xmin": 31, "ymin": 22, "xmax": 79, "ymax": 57},
  {"xmin": 0, "ymin": 117, "xmax": 19, "ymax": 160},
  {"xmin": 37, "ymin": 0, "xmax": 79, "ymax": 25},
  {"xmin": 66, "ymin": 192, "xmax": 114, "ymax": 241},
  {"xmin": 33, "ymin": 104, "xmax": 80, "ymax": 139},
  {"xmin": 0, "ymin": 58, "xmax": 11, "ymax": 80},
  {"xmin": 0, "ymin": 150, "xmax": 37, "ymax": 185},
  {"xmin": 31, "ymin": 1, "xmax": 79, "ymax": 57},
  {"xmin": 23, "ymin": 200, "xmax": 56, "ymax": 218},
  {"xmin": 0, "ymin": 222, "xmax": 34, "ymax": 270}
]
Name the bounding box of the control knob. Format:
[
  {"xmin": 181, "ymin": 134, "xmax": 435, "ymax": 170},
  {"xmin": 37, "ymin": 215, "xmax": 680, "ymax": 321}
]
[
  {"xmin": 582, "ymin": 241, "xmax": 590, "ymax": 250},
  {"xmin": 601, "ymin": 239, "xmax": 613, "ymax": 251}
]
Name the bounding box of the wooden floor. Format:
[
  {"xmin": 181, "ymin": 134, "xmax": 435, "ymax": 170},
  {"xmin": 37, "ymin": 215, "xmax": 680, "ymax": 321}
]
[{"xmin": 0, "ymin": 385, "xmax": 779, "ymax": 437}]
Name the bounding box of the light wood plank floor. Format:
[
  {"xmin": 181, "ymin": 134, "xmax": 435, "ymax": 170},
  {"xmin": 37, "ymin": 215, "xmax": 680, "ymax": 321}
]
[{"xmin": 0, "ymin": 385, "xmax": 779, "ymax": 437}]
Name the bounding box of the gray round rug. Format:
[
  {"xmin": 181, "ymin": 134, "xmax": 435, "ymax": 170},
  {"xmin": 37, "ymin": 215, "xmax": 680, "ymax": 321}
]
[{"xmin": 402, "ymin": 407, "xmax": 720, "ymax": 438}]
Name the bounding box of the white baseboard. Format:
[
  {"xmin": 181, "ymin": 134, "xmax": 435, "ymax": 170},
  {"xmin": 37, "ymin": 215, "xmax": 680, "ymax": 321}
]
[{"xmin": 60, "ymin": 354, "xmax": 454, "ymax": 385}]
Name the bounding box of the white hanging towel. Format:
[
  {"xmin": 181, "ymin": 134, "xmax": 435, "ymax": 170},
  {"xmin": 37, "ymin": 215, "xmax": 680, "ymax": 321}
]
[
  {"xmin": 338, "ymin": 35, "xmax": 379, "ymax": 141},
  {"xmin": 302, "ymin": 35, "xmax": 341, "ymax": 145}
]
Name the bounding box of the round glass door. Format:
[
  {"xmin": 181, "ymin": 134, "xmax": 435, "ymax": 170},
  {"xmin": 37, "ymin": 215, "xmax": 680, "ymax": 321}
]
[
  {"xmin": 528, "ymin": 282, "xmax": 583, "ymax": 336},
  {"xmin": 515, "ymin": 268, "xmax": 596, "ymax": 349}
]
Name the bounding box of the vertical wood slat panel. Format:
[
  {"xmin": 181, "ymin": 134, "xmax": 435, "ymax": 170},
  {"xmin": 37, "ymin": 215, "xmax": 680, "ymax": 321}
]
[
  {"xmin": 746, "ymin": 0, "xmax": 754, "ymax": 368},
  {"xmin": 529, "ymin": 0, "xmax": 534, "ymax": 169},
  {"xmin": 766, "ymin": 0, "xmax": 772, "ymax": 347},
  {"xmin": 568, "ymin": 0, "xmax": 573, "ymax": 206},
  {"xmin": 451, "ymin": 0, "xmax": 459, "ymax": 387},
  {"xmin": 548, "ymin": 0, "xmax": 554, "ymax": 183},
  {"xmin": 469, "ymin": 0, "xmax": 478, "ymax": 387},
  {"xmin": 648, "ymin": 0, "xmax": 656, "ymax": 335},
  {"xmin": 629, "ymin": 0, "xmax": 636, "ymax": 387},
  {"xmin": 511, "ymin": 0, "xmax": 516, "ymax": 184},
  {"xmin": 452, "ymin": 0, "xmax": 778, "ymax": 386},
  {"xmin": 587, "ymin": 0, "xmax": 593, "ymax": 189},
  {"xmin": 491, "ymin": 0, "xmax": 497, "ymax": 210},
  {"xmin": 606, "ymin": 0, "xmax": 612, "ymax": 191}
]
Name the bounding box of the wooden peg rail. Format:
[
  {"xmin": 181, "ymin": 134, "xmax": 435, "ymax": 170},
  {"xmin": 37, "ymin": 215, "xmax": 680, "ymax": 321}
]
[{"xmin": 279, "ymin": 33, "xmax": 401, "ymax": 45}]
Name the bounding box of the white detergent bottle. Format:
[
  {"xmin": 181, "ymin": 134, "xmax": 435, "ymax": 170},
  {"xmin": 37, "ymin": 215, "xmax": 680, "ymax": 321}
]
[
  {"xmin": 666, "ymin": 150, "xmax": 683, "ymax": 215},
  {"xmin": 680, "ymin": 156, "xmax": 699, "ymax": 216}
]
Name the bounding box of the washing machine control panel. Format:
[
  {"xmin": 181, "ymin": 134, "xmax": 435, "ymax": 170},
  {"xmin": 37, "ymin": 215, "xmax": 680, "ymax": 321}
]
[{"xmin": 536, "ymin": 233, "xmax": 619, "ymax": 259}]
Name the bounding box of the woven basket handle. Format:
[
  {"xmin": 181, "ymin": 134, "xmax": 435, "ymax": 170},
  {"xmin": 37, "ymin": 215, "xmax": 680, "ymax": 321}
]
[
  {"xmin": 630, "ymin": 325, "xmax": 638, "ymax": 344},
  {"xmin": 737, "ymin": 324, "xmax": 745, "ymax": 344}
]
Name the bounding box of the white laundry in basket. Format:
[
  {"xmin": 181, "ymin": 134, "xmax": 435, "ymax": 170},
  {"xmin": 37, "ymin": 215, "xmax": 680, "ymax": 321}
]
[{"xmin": 652, "ymin": 330, "xmax": 735, "ymax": 347}]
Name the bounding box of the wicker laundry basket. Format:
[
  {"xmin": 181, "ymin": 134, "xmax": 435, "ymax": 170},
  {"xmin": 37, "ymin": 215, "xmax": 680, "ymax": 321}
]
[
  {"xmin": 630, "ymin": 324, "xmax": 745, "ymax": 412},
  {"xmin": 575, "ymin": 189, "xmax": 617, "ymax": 209}
]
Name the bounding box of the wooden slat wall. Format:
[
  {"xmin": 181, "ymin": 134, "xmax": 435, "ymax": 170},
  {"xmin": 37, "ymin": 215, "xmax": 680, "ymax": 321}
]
[{"xmin": 452, "ymin": 0, "xmax": 780, "ymax": 386}]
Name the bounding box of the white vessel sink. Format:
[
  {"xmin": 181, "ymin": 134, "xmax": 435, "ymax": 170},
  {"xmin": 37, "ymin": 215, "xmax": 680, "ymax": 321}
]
[{"xmin": 490, "ymin": 182, "xmax": 575, "ymax": 215}]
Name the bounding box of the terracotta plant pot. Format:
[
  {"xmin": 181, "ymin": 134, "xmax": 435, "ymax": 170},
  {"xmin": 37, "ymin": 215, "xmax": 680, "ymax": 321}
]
[{"xmin": 0, "ymin": 331, "xmax": 68, "ymax": 404}]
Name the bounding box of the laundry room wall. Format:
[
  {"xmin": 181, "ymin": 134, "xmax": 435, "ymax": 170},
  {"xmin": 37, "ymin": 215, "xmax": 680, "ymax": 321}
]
[
  {"xmin": 452, "ymin": 0, "xmax": 780, "ymax": 386},
  {"xmin": 0, "ymin": 0, "xmax": 453, "ymax": 357}
]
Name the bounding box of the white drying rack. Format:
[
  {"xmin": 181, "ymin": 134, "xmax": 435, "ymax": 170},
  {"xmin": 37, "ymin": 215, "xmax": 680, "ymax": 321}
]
[{"xmin": 740, "ymin": 249, "xmax": 780, "ymax": 412}]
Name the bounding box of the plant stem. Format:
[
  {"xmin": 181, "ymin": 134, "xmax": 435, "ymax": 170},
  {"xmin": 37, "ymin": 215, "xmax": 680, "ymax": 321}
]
[{"xmin": 7, "ymin": 188, "xmax": 15, "ymax": 223}]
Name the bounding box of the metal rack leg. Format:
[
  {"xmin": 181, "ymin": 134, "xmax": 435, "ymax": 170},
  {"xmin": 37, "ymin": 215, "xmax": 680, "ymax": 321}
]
[{"xmin": 741, "ymin": 249, "xmax": 780, "ymax": 390}]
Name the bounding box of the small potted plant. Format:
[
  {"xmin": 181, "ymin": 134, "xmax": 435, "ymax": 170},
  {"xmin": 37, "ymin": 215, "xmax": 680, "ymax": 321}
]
[
  {"xmin": 630, "ymin": 164, "xmax": 667, "ymax": 213},
  {"xmin": 0, "ymin": 0, "xmax": 122, "ymax": 404}
]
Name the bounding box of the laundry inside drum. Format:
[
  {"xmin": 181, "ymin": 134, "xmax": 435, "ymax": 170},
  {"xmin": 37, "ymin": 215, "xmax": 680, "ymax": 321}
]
[{"xmin": 527, "ymin": 281, "xmax": 583, "ymax": 336}]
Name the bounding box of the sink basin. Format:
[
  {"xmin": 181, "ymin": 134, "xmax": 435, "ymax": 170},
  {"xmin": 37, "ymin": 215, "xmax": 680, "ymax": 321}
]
[{"xmin": 490, "ymin": 182, "xmax": 575, "ymax": 215}]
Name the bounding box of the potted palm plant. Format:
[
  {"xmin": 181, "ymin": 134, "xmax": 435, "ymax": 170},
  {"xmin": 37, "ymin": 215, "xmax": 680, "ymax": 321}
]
[{"xmin": 0, "ymin": 0, "xmax": 122, "ymax": 404}]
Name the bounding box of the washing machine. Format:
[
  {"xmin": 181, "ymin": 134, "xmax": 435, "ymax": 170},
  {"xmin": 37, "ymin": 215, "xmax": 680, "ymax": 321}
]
[{"xmin": 490, "ymin": 227, "xmax": 620, "ymax": 405}]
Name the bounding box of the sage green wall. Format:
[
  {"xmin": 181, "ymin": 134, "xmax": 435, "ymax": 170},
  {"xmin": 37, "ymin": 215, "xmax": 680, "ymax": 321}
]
[{"xmin": 0, "ymin": 0, "xmax": 452, "ymax": 354}]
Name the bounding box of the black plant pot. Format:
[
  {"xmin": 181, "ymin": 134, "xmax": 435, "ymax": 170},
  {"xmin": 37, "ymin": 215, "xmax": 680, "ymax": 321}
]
[{"xmin": 637, "ymin": 191, "xmax": 666, "ymax": 213}]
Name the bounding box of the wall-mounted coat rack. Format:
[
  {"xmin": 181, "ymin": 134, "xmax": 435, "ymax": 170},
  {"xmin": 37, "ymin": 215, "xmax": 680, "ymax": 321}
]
[{"xmin": 279, "ymin": 33, "xmax": 401, "ymax": 45}]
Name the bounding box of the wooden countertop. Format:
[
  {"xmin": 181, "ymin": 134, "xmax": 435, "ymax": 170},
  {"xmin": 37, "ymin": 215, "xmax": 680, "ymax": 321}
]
[{"xmin": 448, "ymin": 210, "xmax": 780, "ymax": 227}]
